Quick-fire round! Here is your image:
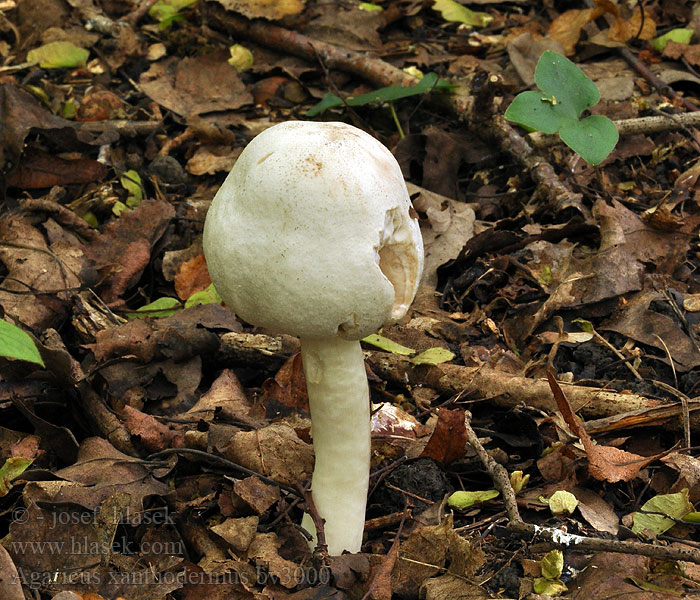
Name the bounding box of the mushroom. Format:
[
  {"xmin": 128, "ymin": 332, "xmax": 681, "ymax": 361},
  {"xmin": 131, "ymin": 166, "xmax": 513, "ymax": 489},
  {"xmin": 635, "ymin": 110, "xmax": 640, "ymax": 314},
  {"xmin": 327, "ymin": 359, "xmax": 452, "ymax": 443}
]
[{"xmin": 203, "ymin": 121, "xmax": 423, "ymax": 555}]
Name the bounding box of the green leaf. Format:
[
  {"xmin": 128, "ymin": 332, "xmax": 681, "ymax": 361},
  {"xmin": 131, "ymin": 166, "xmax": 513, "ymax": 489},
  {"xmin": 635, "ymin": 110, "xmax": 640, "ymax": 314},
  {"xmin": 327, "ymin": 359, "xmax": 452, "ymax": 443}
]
[
  {"xmin": 510, "ymin": 470, "xmax": 530, "ymax": 494},
  {"xmin": 533, "ymin": 577, "xmax": 568, "ymax": 596},
  {"xmin": 504, "ymin": 91, "xmax": 578, "ymax": 134},
  {"xmin": 0, "ymin": 456, "xmax": 34, "ymax": 497},
  {"xmin": 27, "ymin": 42, "xmax": 89, "ymax": 69},
  {"xmin": 410, "ymin": 347, "xmax": 455, "ymax": 365},
  {"xmin": 112, "ymin": 200, "xmax": 128, "ymax": 217},
  {"xmin": 359, "ymin": 2, "xmax": 383, "ymax": 11},
  {"xmin": 0, "ymin": 320, "xmax": 44, "ymax": 366},
  {"xmin": 632, "ymin": 489, "xmax": 693, "ymax": 536},
  {"xmin": 682, "ymin": 511, "xmax": 700, "ymax": 523},
  {"xmin": 541, "ymin": 549, "xmax": 564, "ymax": 580},
  {"xmin": 228, "ymin": 44, "xmax": 254, "ymax": 73},
  {"xmin": 447, "ymin": 489, "xmax": 499, "ymax": 509},
  {"xmin": 361, "ymin": 333, "xmax": 415, "ymax": 356},
  {"xmin": 433, "ymin": 0, "xmax": 493, "ymax": 27},
  {"xmin": 505, "ymin": 51, "xmax": 618, "ymax": 165},
  {"xmin": 129, "ymin": 297, "xmax": 182, "ymax": 320},
  {"xmin": 120, "ymin": 170, "xmax": 143, "ymax": 208},
  {"xmin": 628, "ymin": 576, "xmax": 684, "ymax": 595},
  {"xmin": 572, "ymin": 317, "xmax": 594, "ymax": 333},
  {"xmin": 185, "ymin": 283, "xmax": 223, "ymax": 308},
  {"xmin": 306, "ymin": 72, "xmax": 454, "ymax": 116},
  {"xmin": 542, "ymin": 490, "xmax": 578, "ymax": 515},
  {"xmin": 535, "ymin": 50, "xmax": 600, "ymax": 118},
  {"xmin": 653, "ymin": 28, "xmax": 694, "ymax": 52},
  {"xmin": 149, "ymin": 0, "xmax": 197, "ymax": 28},
  {"xmin": 559, "ymin": 115, "xmax": 619, "ymax": 166}
]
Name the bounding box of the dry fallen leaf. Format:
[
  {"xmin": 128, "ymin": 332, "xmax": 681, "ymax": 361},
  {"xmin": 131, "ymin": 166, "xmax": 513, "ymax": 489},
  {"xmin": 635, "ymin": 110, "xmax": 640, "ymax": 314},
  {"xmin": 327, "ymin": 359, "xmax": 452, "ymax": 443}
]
[
  {"xmin": 210, "ymin": 0, "xmax": 305, "ymax": 21},
  {"xmin": 547, "ymin": 372, "xmax": 660, "ymax": 483},
  {"xmin": 420, "ymin": 407, "xmax": 467, "ymax": 464}
]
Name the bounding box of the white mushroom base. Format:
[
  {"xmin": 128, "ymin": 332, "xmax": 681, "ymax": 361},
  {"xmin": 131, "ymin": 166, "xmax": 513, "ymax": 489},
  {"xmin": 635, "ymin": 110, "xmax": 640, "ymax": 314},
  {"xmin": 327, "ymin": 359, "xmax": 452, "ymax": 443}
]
[{"xmin": 299, "ymin": 336, "xmax": 371, "ymax": 555}]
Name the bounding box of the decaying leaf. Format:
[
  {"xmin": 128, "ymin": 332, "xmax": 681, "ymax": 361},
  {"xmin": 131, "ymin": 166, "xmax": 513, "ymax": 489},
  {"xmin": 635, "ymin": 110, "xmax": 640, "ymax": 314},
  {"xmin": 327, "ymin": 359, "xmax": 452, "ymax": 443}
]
[
  {"xmin": 209, "ymin": 0, "xmax": 305, "ymax": 21},
  {"xmin": 224, "ymin": 422, "xmax": 313, "ymax": 486},
  {"xmin": 421, "ymin": 407, "xmax": 467, "ymax": 464},
  {"xmin": 547, "ymin": 372, "xmax": 660, "ymax": 482}
]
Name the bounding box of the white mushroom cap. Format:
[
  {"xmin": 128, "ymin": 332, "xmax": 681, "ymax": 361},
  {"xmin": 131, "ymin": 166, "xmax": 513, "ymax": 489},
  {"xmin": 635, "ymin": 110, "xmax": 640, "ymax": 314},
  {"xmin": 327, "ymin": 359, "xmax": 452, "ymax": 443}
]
[{"xmin": 203, "ymin": 121, "xmax": 423, "ymax": 340}]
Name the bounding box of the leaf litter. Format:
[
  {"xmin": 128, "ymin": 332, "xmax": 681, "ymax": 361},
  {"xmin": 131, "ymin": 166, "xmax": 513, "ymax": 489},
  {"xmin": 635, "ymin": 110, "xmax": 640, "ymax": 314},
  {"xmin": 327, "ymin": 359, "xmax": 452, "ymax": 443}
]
[{"xmin": 2, "ymin": 0, "xmax": 700, "ymax": 598}]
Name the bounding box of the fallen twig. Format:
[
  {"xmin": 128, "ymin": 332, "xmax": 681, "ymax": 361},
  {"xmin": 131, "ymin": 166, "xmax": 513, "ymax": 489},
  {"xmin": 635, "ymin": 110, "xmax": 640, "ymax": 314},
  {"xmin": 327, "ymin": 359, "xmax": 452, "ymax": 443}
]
[
  {"xmin": 463, "ymin": 411, "xmax": 700, "ymax": 564},
  {"xmin": 529, "ymin": 111, "xmax": 700, "ymax": 148},
  {"xmin": 203, "ymin": 5, "xmax": 582, "ymax": 213},
  {"xmin": 366, "ymin": 351, "xmax": 700, "ymax": 431}
]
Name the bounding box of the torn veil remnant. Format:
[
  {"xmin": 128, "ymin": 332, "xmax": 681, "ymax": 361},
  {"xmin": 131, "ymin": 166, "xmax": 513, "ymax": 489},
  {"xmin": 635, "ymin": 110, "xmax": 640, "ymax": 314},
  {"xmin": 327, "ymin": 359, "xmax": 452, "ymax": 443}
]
[{"xmin": 203, "ymin": 120, "xmax": 423, "ymax": 555}]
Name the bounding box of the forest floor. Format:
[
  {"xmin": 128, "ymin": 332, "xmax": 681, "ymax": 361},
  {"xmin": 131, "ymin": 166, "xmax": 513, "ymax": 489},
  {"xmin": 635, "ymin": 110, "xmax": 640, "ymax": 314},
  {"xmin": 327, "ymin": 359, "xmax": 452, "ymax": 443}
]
[{"xmin": 2, "ymin": 0, "xmax": 700, "ymax": 598}]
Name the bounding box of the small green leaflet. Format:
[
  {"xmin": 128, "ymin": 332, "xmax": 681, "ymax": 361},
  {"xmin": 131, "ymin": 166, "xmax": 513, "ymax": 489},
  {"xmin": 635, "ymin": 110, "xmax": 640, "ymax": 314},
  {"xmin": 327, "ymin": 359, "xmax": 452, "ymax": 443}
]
[
  {"xmin": 410, "ymin": 347, "xmax": 455, "ymax": 365},
  {"xmin": 149, "ymin": 0, "xmax": 197, "ymax": 28},
  {"xmin": 533, "ymin": 550, "xmax": 567, "ymax": 596},
  {"xmin": 120, "ymin": 170, "xmax": 143, "ymax": 209},
  {"xmin": 306, "ymin": 72, "xmax": 454, "ymax": 117},
  {"xmin": 361, "ymin": 333, "xmax": 415, "ymax": 356},
  {"xmin": 652, "ymin": 28, "xmax": 694, "ymax": 52},
  {"xmin": 433, "ymin": 0, "xmax": 492, "ymax": 28},
  {"xmin": 0, "ymin": 456, "xmax": 34, "ymax": 497},
  {"xmin": 540, "ymin": 490, "xmax": 578, "ymax": 515},
  {"xmin": 128, "ymin": 297, "xmax": 182, "ymax": 319},
  {"xmin": 185, "ymin": 283, "xmax": 223, "ymax": 308},
  {"xmin": 0, "ymin": 320, "xmax": 44, "ymax": 366},
  {"xmin": 448, "ymin": 489, "xmax": 499, "ymax": 509},
  {"xmin": 27, "ymin": 42, "xmax": 89, "ymax": 69},
  {"xmin": 632, "ymin": 488, "xmax": 693, "ymax": 536}
]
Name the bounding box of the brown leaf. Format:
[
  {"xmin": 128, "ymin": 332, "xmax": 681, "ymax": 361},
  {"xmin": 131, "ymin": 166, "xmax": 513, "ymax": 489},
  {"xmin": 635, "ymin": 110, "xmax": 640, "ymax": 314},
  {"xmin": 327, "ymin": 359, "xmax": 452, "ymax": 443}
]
[
  {"xmin": 120, "ymin": 405, "xmax": 183, "ymax": 452},
  {"xmin": 187, "ymin": 369, "xmax": 260, "ymax": 424},
  {"xmin": 369, "ymin": 539, "xmax": 399, "ymax": 600},
  {"xmin": 0, "ymin": 82, "xmax": 81, "ymax": 171},
  {"xmin": 210, "ymin": 516, "xmax": 259, "ymax": 552},
  {"xmin": 139, "ymin": 52, "xmax": 253, "ymax": 117},
  {"xmin": 233, "ymin": 476, "xmax": 281, "ymax": 514},
  {"xmin": 407, "ymin": 183, "xmax": 475, "ymax": 288},
  {"xmin": 0, "ymin": 216, "xmax": 84, "ymax": 329},
  {"xmin": 211, "ymin": 0, "xmax": 305, "ymax": 20},
  {"xmin": 548, "ymin": 8, "xmax": 603, "ymax": 55},
  {"xmin": 608, "ymin": 11, "xmax": 656, "ymax": 42},
  {"xmin": 6, "ymin": 148, "xmax": 108, "ymax": 188},
  {"xmin": 224, "ymin": 422, "xmax": 313, "ymax": 486},
  {"xmin": 421, "ymin": 408, "xmax": 467, "ymax": 464},
  {"xmin": 0, "ymin": 545, "xmax": 24, "ymax": 600},
  {"xmin": 23, "ymin": 437, "xmax": 170, "ymax": 514},
  {"xmin": 573, "ymin": 486, "xmax": 620, "ymax": 535},
  {"xmin": 248, "ymin": 532, "xmax": 304, "ymax": 588},
  {"xmin": 547, "ymin": 372, "xmax": 659, "ymax": 482},
  {"xmin": 174, "ymin": 253, "xmax": 211, "ymax": 300},
  {"xmin": 261, "ymin": 353, "xmax": 309, "ymax": 415},
  {"xmin": 83, "ymin": 199, "xmax": 174, "ymax": 305}
]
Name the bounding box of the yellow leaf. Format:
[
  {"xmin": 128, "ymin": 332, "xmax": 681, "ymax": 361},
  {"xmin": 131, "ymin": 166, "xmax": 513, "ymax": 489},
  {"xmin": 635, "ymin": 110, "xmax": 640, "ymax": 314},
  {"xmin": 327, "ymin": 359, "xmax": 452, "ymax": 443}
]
[{"xmin": 432, "ymin": 0, "xmax": 492, "ymax": 28}]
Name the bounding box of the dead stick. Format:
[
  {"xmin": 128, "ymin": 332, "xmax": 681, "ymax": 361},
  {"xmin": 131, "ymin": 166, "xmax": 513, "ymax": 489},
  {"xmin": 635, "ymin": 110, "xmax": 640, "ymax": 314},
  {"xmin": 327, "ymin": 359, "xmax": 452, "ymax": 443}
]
[
  {"xmin": 463, "ymin": 411, "xmax": 700, "ymax": 564},
  {"xmin": 366, "ymin": 351, "xmax": 700, "ymax": 431},
  {"xmin": 530, "ymin": 112, "xmax": 700, "ymax": 148}
]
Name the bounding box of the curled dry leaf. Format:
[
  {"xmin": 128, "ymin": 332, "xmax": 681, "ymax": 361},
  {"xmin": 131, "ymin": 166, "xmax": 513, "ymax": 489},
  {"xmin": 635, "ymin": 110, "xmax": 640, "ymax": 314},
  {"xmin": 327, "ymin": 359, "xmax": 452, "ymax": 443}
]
[
  {"xmin": 407, "ymin": 183, "xmax": 475, "ymax": 289},
  {"xmin": 547, "ymin": 372, "xmax": 661, "ymax": 483},
  {"xmin": 120, "ymin": 405, "xmax": 183, "ymax": 452}
]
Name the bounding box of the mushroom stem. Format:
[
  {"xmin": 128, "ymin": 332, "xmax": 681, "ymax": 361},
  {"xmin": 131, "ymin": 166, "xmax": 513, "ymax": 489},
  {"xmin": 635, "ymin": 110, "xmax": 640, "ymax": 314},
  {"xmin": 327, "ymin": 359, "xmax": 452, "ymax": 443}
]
[{"xmin": 299, "ymin": 336, "xmax": 371, "ymax": 555}]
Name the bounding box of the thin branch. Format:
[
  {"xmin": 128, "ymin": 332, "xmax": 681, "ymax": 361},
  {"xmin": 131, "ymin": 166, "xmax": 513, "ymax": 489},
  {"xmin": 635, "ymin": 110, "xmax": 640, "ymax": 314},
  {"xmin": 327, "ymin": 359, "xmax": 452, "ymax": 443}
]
[{"xmin": 463, "ymin": 411, "xmax": 700, "ymax": 564}]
